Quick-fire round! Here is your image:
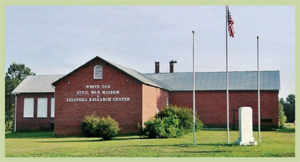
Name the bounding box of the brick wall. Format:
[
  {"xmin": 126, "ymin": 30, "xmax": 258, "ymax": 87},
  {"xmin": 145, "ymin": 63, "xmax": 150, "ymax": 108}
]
[
  {"xmin": 142, "ymin": 85, "xmax": 169, "ymax": 123},
  {"xmin": 169, "ymin": 91, "xmax": 279, "ymax": 128},
  {"xmin": 15, "ymin": 93, "xmax": 54, "ymax": 131},
  {"xmin": 54, "ymin": 58, "xmax": 143, "ymax": 136}
]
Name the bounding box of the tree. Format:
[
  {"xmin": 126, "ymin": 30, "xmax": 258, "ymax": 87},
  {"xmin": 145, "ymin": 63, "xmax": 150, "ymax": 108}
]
[
  {"xmin": 280, "ymin": 94, "xmax": 295, "ymax": 123},
  {"xmin": 278, "ymin": 101, "xmax": 287, "ymax": 128},
  {"xmin": 5, "ymin": 63, "xmax": 35, "ymax": 131}
]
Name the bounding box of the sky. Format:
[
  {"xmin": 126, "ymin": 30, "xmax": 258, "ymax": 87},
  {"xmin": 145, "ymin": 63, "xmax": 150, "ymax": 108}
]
[{"xmin": 5, "ymin": 5, "xmax": 295, "ymax": 99}]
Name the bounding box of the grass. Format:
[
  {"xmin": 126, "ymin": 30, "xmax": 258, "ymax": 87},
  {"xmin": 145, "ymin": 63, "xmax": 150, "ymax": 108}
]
[
  {"xmin": 5, "ymin": 126, "xmax": 295, "ymax": 157},
  {"xmin": 276, "ymin": 123, "xmax": 295, "ymax": 133}
]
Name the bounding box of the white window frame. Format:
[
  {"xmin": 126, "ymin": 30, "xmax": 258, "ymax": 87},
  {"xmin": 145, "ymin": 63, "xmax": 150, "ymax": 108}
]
[
  {"xmin": 94, "ymin": 65, "xmax": 103, "ymax": 79},
  {"xmin": 24, "ymin": 98, "xmax": 34, "ymax": 118},
  {"xmin": 51, "ymin": 98, "xmax": 55, "ymax": 118},
  {"xmin": 37, "ymin": 98, "xmax": 48, "ymax": 118},
  {"xmin": 166, "ymin": 97, "xmax": 169, "ymax": 107}
]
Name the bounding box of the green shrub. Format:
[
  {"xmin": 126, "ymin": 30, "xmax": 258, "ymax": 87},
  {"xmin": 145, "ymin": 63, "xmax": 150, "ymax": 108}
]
[
  {"xmin": 139, "ymin": 105, "xmax": 204, "ymax": 138},
  {"xmin": 96, "ymin": 116, "xmax": 120, "ymax": 140},
  {"xmin": 81, "ymin": 113, "xmax": 120, "ymax": 140},
  {"xmin": 5, "ymin": 117, "xmax": 14, "ymax": 132},
  {"xmin": 141, "ymin": 115, "xmax": 180, "ymax": 138},
  {"xmin": 142, "ymin": 118, "xmax": 165, "ymax": 138},
  {"xmin": 156, "ymin": 105, "xmax": 204, "ymax": 132},
  {"xmin": 162, "ymin": 114, "xmax": 180, "ymax": 138},
  {"xmin": 81, "ymin": 113, "xmax": 100, "ymax": 137}
]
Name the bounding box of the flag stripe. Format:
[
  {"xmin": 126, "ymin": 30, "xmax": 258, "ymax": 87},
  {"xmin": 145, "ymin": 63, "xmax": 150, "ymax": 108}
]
[{"xmin": 228, "ymin": 11, "xmax": 235, "ymax": 38}]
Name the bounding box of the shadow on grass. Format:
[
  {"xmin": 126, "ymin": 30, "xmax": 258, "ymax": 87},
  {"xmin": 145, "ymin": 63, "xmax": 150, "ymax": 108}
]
[
  {"xmin": 37, "ymin": 139, "xmax": 101, "ymax": 143},
  {"xmin": 37, "ymin": 136, "xmax": 144, "ymax": 143},
  {"xmin": 175, "ymin": 143, "xmax": 237, "ymax": 147},
  {"xmin": 179, "ymin": 150, "xmax": 230, "ymax": 154},
  {"xmin": 5, "ymin": 131, "xmax": 54, "ymax": 139},
  {"xmin": 113, "ymin": 136, "xmax": 143, "ymax": 141},
  {"xmin": 115, "ymin": 142, "xmax": 238, "ymax": 149},
  {"xmin": 5, "ymin": 132, "xmax": 142, "ymax": 140},
  {"xmin": 276, "ymin": 127, "xmax": 295, "ymax": 133},
  {"xmin": 6, "ymin": 132, "xmax": 240, "ymax": 147}
]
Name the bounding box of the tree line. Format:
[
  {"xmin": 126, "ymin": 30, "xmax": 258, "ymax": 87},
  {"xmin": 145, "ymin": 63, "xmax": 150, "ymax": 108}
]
[
  {"xmin": 5, "ymin": 63, "xmax": 35, "ymax": 131},
  {"xmin": 279, "ymin": 94, "xmax": 295, "ymax": 123}
]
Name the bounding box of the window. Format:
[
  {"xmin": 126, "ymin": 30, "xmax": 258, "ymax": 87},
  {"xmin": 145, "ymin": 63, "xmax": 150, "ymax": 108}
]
[
  {"xmin": 37, "ymin": 98, "xmax": 47, "ymax": 118},
  {"xmin": 94, "ymin": 65, "xmax": 103, "ymax": 79},
  {"xmin": 51, "ymin": 98, "xmax": 55, "ymax": 118},
  {"xmin": 166, "ymin": 98, "xmax": 169, "ymax": 107},
  {"xmin": 24, "ymin": 98, "xmax": 34, "ymax": 118},
  {"xmin": 261, "ymin": 118, "xmax": 272, "ymax": 123}
]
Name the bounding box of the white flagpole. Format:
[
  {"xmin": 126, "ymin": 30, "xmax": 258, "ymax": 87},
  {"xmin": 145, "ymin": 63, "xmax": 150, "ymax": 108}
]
[
  {"xmin": 257, "ymin": 36, "xmax": 261, "ymax": 142},
  {"xmin": 192, "ymin": 30, "xmax": 196, "ymax": 145},
  {"xmin": 226, "ymin": 5, "xmax": 230, "ymax": 144}
]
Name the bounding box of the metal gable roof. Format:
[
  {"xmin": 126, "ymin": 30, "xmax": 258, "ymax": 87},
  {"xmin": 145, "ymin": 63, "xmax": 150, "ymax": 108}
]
[
  {"xmin": 12, "ymin": 56, "xmax": 280, "ymax": 94},
  {"xmin": 105, "ymin": 59, "xmax": 172, "ymax": 90},
  {"xmin": 145, "ymin": 71, "xmax": 280, "ymax": 91},
  {"xmin": 12, "ymin": 75, "xmax": 63, "ymax": 94},
  {"xmin": 51, "ymin": 56, "xmax": 171, "ymax": 90}
]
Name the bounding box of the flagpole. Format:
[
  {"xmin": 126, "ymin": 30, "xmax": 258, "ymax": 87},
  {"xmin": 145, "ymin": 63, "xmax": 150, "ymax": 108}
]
[
  {"xmin": 192, "ymin": 30, "xmax": 196, "ymax": 145},
  {"xmin": 257, "ymin": 36, "xmax": 261, "ymax": 142},
  {"xmin": 226, "ymin": 5, "xmax": 230, "ymax": 144}
]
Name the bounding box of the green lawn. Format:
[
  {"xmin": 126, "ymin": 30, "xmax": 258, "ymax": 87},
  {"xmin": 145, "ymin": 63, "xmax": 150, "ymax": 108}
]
[{"xmin": 5, "ymin": 129, "xmax": 295, "ymax": 157}]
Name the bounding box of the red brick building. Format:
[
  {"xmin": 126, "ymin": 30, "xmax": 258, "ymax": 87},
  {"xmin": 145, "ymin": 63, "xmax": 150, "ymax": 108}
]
[{"xmin": 12, "ymin": 56, "xmax": 280, "ymax": 135}]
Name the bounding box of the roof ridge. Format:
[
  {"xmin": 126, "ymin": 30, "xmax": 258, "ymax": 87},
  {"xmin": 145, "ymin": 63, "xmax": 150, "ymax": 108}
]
[{"xmin": 145, "ymin": 70, "xmax": 279, "ymax": 75}]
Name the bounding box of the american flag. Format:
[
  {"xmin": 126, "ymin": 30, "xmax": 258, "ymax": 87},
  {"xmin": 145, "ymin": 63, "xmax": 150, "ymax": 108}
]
[{"xmin": 228, "ymin": 11, "xmax": 235, "ymax": 38}]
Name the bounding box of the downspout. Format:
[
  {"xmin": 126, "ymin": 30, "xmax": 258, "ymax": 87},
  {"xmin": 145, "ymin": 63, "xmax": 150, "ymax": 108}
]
[
  {"xmin": 52, "ymin": 85, "xmax": 55, "ymax": 137},
  {"xmin": 14, "ymin": 94, "xmax": 17, "ymax": 132}
]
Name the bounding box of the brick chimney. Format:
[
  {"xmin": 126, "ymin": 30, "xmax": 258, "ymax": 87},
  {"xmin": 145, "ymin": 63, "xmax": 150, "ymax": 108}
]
[
  {"xmin": 155, "ymin": 62, "xmax": 160, "ymax": 73},
  {"xmin": 169, "ymin": 60, "xmax": 177, "ymax": 73}
]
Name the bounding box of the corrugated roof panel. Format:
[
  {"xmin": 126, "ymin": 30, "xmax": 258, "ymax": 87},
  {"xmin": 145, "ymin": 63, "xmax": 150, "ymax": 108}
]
[
  {"xmin": 12, "ymin": 75, "xmax": 63, "ymax": 94},
  {"xmin": 195, "ymin": 72, "xmax": 202, "ymax": 90},
  {"xmin": 183, "ymin": 73, "xmax": 189, "ymax": 89},
  {"xmin": 210, "ymin": 73, "xmax": 218, "ymax": 90},
  {"xmin": 217, "ymin": 72, "xmax": 226, "ymax": 90},
  {"xmin": 201, "ymin": 73, "xmax": 209, "ymax": 90},
  {"xmin": 261, "ymin": 71, "xmax": 266, "ymax": 89},
  {"xmin": 230, "ymin": 72, "xmax": 236, "ymax": 90},
  {"xmin": 269, "ymin": 71, "xmax": 276, "ymax": 90},
  {"xmin": 207, "ymin": 73, "xmax": 214, "ymax": 90},
  {"xmin": 249, "ymin": 72, "xmax": 257, "ymax": 90},
  {"xmin": 275, "ymin": 71, "xmax": 281, "ymax": 90},
  {"xmin": 13, "ymin": 69, "xmax": 280, "ymax": 94},
  {"xmin": 145, "ymin": 71, "xmax": 280, "ymax": 91},
  {"xmin": 234, "ymin": 72, "xmax": 242, "ymax": 89}
]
